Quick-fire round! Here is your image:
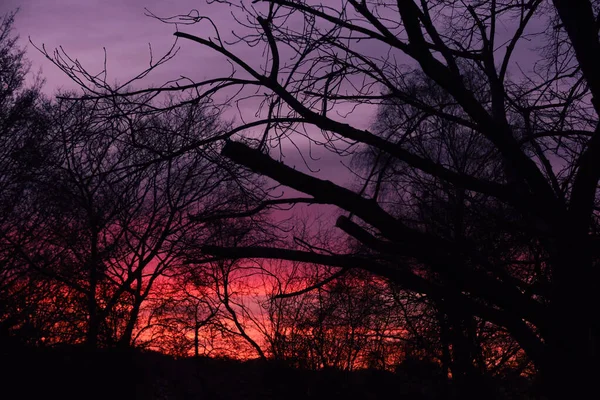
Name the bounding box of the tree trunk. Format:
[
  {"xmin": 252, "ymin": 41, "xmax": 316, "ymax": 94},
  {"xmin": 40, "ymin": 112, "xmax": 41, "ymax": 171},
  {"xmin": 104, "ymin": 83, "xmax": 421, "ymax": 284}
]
[
  {"xmin": 194, "ymin": 323, "xmax": 200, "ymax": 357},
  {"xmin": 541, "ymin": 241, "xmax": 598, "ymax": 400},
  {"xmin": 86, "ymin": 229, "xmax": 100, "ymax": 349},
  {"xmin": 86, "ymin": 270, "xmax": 99, "ymax": 349},
  {"xmin": 543, "ymin": 328, "xmax": 596, "ymax": 400},
  {"xmin": 86, "ymin": 294, "xmax": 99, "ymax": 349},
  {"xmin": 118, "ymin": 299, "xmax": 141, "ymax": 348},
  {"xmin": 447, "ymin": 313, "xmax": 488, "ymax": 397}
]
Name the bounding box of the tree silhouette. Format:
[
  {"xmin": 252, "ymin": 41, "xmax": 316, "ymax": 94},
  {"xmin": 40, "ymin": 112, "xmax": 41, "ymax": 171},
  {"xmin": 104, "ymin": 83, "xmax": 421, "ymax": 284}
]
[
  {"xmin": 42, "ymin": 0, "xmax": 600, "ymax": 397},
  {"xmin": 4, "ymin": 91, "xmax": 263, "ymax": 349},
  {"xmin": 0, "ymin": 9, "xmax": 50, "ymax": 346}
]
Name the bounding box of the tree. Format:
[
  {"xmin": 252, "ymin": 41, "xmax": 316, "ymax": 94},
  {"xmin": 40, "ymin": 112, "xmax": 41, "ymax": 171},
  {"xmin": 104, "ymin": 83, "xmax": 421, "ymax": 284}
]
[
  {"xmin": 45, "ymin": 0, "xmax": 600, "ymax": 397},
  {"xmin": 136, "ymin": 276, "xmax": 220, "ymax": 357},
  {"xmin": 362, "ymin": 76, "xmax": 521, "ymax": 390},
  {"xmin": 9, "ymin": 92, "xmax": 262, "ymax": 349},
  {"xmin": 0, "ymin": 9, "xmax": 49, "ymax": 346},
  {"xmin": 263, "ymin": 264, "xmax": 406, "ymax": 371}
]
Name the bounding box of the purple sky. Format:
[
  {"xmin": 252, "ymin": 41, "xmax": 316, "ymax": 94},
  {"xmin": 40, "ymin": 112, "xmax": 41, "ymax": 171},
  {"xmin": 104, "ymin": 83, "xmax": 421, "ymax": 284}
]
[
  {"xmin": 6, "ymin": 1, "xmax": 362, "ymax": 160},
  {"xmin": 1, "ymin": 0, "xmax": 364, "ymax": 236},
  {"xmin": 3, "ymin": 1, "xmax": 379, "ymax": 119},
  {"xmin": 3, "ymin": 0, "xmax": 540, "ymax": 116},
  {"xmin": 3, "ymin": 1, "xmax": 231, "ymax": 91},
  {"xmin": 2, "ymin": 0, "xmax": 545, "ymax": 195}
]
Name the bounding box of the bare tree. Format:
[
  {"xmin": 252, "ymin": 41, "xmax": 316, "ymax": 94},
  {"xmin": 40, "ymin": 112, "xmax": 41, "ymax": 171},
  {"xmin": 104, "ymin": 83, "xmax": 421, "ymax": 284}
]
[
  {"xmin": 9, "ymin": 92, "xmax": 261, "ymax": 349},
  {"xmin": 44, "ymin": 0, "xmax": 600, "ymax": 397},
  {"xmin": 0, "ymin": 9, "xmax": 50, "ymax": 346},
  {"xmin": 135, "ymin": 276, "xmax": 219, "ymax": 357},
  {"xmin": 287, "ymin": 272, "xmax": 404, "ymax": 371}
]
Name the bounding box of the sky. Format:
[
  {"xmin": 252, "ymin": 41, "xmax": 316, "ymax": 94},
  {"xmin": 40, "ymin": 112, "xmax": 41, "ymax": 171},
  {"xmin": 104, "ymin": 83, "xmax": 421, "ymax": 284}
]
[
  {"xmin": 1, "ymin": 0, "xmax": 545, "ymax": 192},
  {"xmin": 2, "ymin": 0, "xmax": 363, "ymax": 190},
  {"xmin": 2, "ymin": 0, "xmax": 542, "ymax": 122},
  {"xmin": 3, "ymin": 1, "xmax": 242, "ymax": 92}
]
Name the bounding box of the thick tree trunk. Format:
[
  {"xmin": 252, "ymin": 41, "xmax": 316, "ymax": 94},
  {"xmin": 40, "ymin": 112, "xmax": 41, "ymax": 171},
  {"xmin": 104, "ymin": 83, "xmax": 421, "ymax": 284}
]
[
  {"xmin": 194, "ymin": 323, "xmax": 200, "ymax": 357},
  {"xmin": 447, "ymin": 314, "xmax": 489, "ymax": 397},
  {"xmin": 543, "ymin": 329, "xmax": 596, "ymax": 400},
  {"xmin": 86, "ymin": 230, "xmax": 100, "ymax": 349},
  {"xmin": 541, "ymin": 242, "xmax": 598, "ymax": 399},
  {"xmin": 86, "ymin": 273, "xmax": 99, "ymax": 349},
  {"xmin": 86, "ymin": 296, "xmax": 99, "ymax": 349},
  {"xmin": 438, "ymin": 312, "xmax": 452, "ymax": 379},
  {"xmin": 118, "ymin": 300, "xmax": 141, "ymax": 348}
]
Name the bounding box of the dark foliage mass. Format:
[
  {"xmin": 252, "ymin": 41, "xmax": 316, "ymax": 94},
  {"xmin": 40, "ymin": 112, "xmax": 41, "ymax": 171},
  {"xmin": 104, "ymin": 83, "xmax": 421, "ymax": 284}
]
[{"xmin": 2, "ymin": 0, "xmax": 600, "ymax": 398}]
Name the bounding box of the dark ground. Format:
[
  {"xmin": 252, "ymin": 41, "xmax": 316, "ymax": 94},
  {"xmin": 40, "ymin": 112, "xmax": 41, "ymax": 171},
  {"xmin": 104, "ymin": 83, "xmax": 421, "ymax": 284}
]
[{"xmin": 0, "ymin": 343, "xmax": 536, "ymax": 400}]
